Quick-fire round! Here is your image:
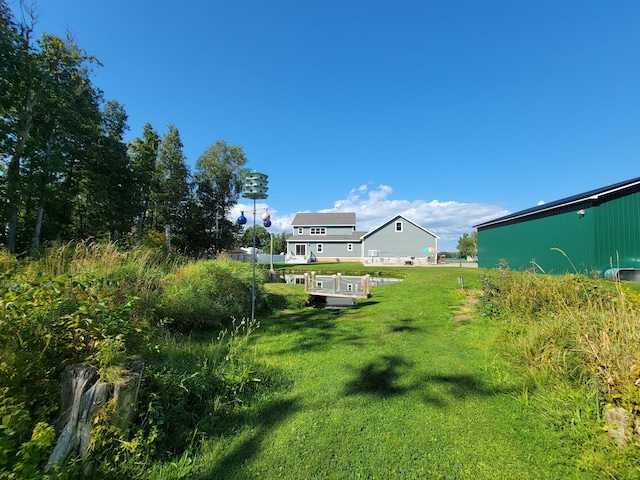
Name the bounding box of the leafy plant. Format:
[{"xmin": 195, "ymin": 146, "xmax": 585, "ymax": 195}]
[{"xmin": 158, "ymin": 257, "xmax": 266, "ymax": 331}]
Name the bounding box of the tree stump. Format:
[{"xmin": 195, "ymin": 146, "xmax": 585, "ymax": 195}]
[{"xmin": 45, "ymin": 360, "xmax": 143, "ymax": 472}]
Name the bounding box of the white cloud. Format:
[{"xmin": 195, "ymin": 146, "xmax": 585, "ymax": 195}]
[
  {"xmin": 322, "ymin": 184, "xmax": 508, "ymax": 251},
  {"xmin": 231, "ymin": 184, "xmax": 509, "ymax": 252}
]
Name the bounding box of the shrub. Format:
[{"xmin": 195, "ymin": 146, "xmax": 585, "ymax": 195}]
[
  {"xmin": 479, "ymin": 268, "xmax": 640, "ymax": 410},
  {"xmin": 158, "ymin": 258, "xmax": 266, "ymax": 331}
]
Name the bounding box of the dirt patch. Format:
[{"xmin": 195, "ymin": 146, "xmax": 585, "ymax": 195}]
[{"xmin": 451, "ymin": 290, "xmax": 481, "ymax": 323}]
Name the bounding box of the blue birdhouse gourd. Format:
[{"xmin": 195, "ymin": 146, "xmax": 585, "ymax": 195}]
[{"xmin": 237, "ymin": 211, "xmax": 247, "ymax": 225}]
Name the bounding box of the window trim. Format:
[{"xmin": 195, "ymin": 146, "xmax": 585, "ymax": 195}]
[
  {"xmin": 317, "ymin": 243, "xmax": 323, "ymax": 253},
  {"xmin": 310, "ymin": 227, "xmax": 326, "ymax": 235},
  {"xmin": 395, "ymin": 221, "xmax": 403, "ymax": 232},
  {"xmin": 347, "ymin": 243, "xmax": 353, "ymax": 252}
]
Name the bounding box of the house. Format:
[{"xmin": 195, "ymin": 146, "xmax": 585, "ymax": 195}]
[
  {"xmin": 361, "ymin": 215, "xmax": 439, "ymax": 264},
  {"xmin": 286, "ymin": 212, "xmax": 365, "ymax": 263},
  {"xmin": 474, "ymin": 176, "xmax": 640, "ymax": 277},
  {"xmin": 285, "ymin": 212, "xmax": 439, "ymax": 264}
]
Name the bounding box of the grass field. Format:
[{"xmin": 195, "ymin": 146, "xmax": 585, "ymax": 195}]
[{"xmin": 149, "ymin": 264, "xmax": 587, "ymax": 479}]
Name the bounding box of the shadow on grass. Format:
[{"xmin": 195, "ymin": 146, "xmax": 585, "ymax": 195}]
[
  {"xmin": 345, "ymin": 355, "xmax": 412, "ymax": 397},
  {"xmin": 389, "ymin": 318, "xmax": 423, "ymax": 333},
  {"xmin": 190, "ymin": 397, "xmax": 300, "ymax": 480},
  {"xmin": 261, "ymin": 305, "xmax": 372, "ymax": 354},
  {"xmin": 419, "ymin": 373, "xmax": 507, "ymax": 407},
  {"xmin": 350, "ymin": 299, "xmax": 380, "ymax": 309},
  {"xmin": 345, "ymin": 355, "xmax": 516, "ymax": 403}
]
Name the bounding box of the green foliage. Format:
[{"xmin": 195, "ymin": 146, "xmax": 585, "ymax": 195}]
[
  {"xmin": 479, "ymin": 267, "xmax": 640, "ymax": 477},
  {"xmin": 0, "ymin": 389, "xmax": 57, "ymax": 479},
  {"xmin": 456, "ymin": 231, "xmax": 477, "ymax": 258},
  {"xmin": 238, "ymin": 225, "xmax": 270, "ymax": 250},
  {"xmin": 0, "ymin": 242, "xmax": 272, "ymax": 477},
  {"xmin": 158, "ymin": 257, "xmax": 266, "ymax": 331},
  {"xmin": 85, "ymin": 318, "xmax": 268, "ymax": 479}
]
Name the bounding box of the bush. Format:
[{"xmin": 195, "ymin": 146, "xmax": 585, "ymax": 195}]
[
  {"xmin": 158, "ymin": 257, "xmax": 266, "ymax": 331},
  {"xmin": 0, "ymin": 244, "xmax": 275, "ymax": 477}
]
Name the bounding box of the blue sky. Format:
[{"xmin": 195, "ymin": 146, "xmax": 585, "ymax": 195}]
[{"xmin": 17, "ymin": 0, "xmax": 640, "ymax": 251}]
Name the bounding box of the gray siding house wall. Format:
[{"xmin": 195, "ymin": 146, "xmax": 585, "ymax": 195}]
[
  {"xmin": 286, "ymin": 212, "xmax": 439, "ymax": 264},
  {"xmin": 286, "ymin": 213, "xmax": 365, "ymax": 263},
  {"xmin": 362, "ymin": 215, "xmax": 439, "ymax": 260}
]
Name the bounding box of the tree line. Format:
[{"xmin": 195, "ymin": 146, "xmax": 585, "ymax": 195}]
[{"xmin": 1, "ymin": 1, "xmax": 278, "ymax": 256}]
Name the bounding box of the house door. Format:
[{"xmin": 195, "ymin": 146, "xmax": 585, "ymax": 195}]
[{"xmin": 295, "ymin": 244, "xmax": 306, "ymax": 256}]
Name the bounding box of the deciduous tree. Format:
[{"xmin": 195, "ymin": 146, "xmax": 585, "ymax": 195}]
[
  {"xmin": 193, "ymin": 140, "xmax": 247, "ymax": 253},
  {"xmin": 456, "ymin": 231, "xmax": 477, "ymax": 259}
]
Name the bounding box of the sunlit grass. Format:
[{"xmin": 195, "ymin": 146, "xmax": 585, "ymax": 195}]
[{"xmin": 150, "ymin": 266, "xmax": 580, "ymax": 479}]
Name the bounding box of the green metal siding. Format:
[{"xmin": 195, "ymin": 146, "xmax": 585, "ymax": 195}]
[
  {"xmin": 478, "ymin": 203, "xmax": 596, "ymax": 274},
  {"xmin": 593, "ymin": 190, "xmax": 640, "ymax": 272},
  {"xmin": 478, "ymin": 188, "xmax": 640, "ymax": 276}
]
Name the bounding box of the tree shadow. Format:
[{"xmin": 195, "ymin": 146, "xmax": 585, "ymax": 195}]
[
  {"xmin": 344, "ymin": 355, "xmax": 412, "ymax": 397},
  {"xmin": 419, "ymin": 373, "xmax": 515, "ymax": 407},
  {"xmin": 189, "ymin": 397, "xmax": 300, "ymax": 480},
  {"xmin": 344, "ymin": 354, "xmax": 516, "ymax": 405},
  {"xmin": 389, "ymin": 318, "xmax": 422, "ymax": 333},
  {"xmin": 260, "ymin": 307, "xmax": 366, "ymax": 354}
]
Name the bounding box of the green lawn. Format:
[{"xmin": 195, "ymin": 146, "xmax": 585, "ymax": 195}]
[{"xmin": 152, "ymin": 266, "xmax": 581, "ymax": 479}]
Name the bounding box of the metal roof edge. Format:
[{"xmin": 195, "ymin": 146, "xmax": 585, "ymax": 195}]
[{"xmin": 474, "ymin": 176, "xmax": 640, "ymax": 229}]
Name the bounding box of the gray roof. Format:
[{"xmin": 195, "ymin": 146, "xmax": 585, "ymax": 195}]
[
  {"xmin": 291, "ymin": 212, "xmax": 356, "ymax": 226},
  {"xmin": 361, "ymin": 214, "xmax": 440, "ymax": 239}
]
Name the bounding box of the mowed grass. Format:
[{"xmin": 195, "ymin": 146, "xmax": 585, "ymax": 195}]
[{"xmin": 152, "ymin": 266, "xmax": 578, "ymax": 479}]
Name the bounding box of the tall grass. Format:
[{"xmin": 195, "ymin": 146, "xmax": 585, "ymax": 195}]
[
  {"xmin": 0, "ymin": 243, "xmax": 271, "ymax": 479},
  {"xmin": 479, "ymin": 269, "xmax": 640, "ymax": 403},
  {"xmin": 479, "ymin": 267, "xmax": 640, "ymax": 476}
]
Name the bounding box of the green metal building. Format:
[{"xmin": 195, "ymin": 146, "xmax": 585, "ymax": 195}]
[{"xmin": 474, "ymin": 177, "xmax": 640, "ymax": 277}]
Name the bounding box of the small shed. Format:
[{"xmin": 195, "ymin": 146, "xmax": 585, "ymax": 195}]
[{"xmin": 474, "ymin": 177, "xmax": 640, "ymax": 276}]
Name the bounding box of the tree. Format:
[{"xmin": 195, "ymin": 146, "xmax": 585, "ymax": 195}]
[
  {"xmin": 129, "ymin": 123, "xmax": 160, "ymax": 244},
  {"xmin": 272, "ymin": 232, "xmax": 288, "ymax": 255},
  {"xmin": 95, "ymin": 100, "xmax": 133, "ymax": 242},
  {"xmin": 457, "ymin": 231, "xmax": 477, "ymax": 259},
  {"xmin": 1, "ymin": 1, "xmax": 37, "ymax": 252},
  {"xmin": 25, "ymin": 33, "xmax": 102, "ymax": 249},
  {"xmin": 152, "ymin": 125, "xmax": 189, "ymax": 246},
  {"xmin": 0, "ymin": 2, "xmax": 103, "ymax": 251},
  {"xmin": 193, "ymin": 140, "xmax": 248, "ymax": 253},
  {"xmin": 238, "ymin": 225, "xmax": 270, "ymax": 251}
]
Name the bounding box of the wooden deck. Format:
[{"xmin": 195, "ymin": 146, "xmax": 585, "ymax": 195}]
[{"xmin": 303, "ymin": 272, "xmax": 371, "ymax": 299}]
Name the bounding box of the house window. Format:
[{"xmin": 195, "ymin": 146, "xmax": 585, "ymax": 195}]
[
  {"xmin": 295, "ymin": 244, "xmax": 306, "ymax": 256},
  {"xmin": 310, "ymin": 227, "xmax": 326, "ymax": 235},
  {"xmin": 395, "ymin": 221, "xmax": 403, "ymax": 232},
  {"xmin": 317, "ymin": 244, "xmax": 323, "ymax": 253},
  {"xmin": 347, "ymin": 243, "xmax": 353, "ymax": 252},
  {"xmin": 297, "ymin": 228, "xmax": 303, "ymax": 235}
]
